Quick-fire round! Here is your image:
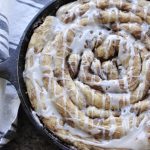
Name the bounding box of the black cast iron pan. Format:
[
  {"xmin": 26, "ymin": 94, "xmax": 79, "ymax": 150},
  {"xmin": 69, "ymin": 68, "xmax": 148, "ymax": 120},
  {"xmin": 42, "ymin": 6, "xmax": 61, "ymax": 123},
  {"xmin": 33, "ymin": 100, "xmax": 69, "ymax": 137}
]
[{"xmin": 0, "ymin": 0, "xmax": 76, "ymax": 149}]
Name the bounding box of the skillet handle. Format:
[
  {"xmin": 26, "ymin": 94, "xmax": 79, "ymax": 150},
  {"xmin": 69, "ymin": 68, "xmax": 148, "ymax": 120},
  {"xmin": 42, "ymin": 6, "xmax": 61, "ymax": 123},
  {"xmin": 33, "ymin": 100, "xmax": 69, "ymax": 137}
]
[{"xmin": 0, "ymin": 49, "xmax": 19, "ymax": 89}]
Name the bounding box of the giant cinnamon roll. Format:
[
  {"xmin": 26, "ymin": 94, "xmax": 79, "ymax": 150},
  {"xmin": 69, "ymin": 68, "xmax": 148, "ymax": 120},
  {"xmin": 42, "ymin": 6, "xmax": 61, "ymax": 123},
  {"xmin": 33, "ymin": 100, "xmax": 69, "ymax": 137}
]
[{"xmin": 24, "ymin": 0, "xmax": 150, "ymax": 149}]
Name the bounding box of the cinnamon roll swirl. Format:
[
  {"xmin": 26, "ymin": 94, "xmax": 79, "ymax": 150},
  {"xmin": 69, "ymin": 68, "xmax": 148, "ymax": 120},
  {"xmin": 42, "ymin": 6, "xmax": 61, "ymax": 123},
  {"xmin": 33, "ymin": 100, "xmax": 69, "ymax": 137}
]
[{"xmin": 24, "ymin": 0, "xmax": 150, "ymax": 149}]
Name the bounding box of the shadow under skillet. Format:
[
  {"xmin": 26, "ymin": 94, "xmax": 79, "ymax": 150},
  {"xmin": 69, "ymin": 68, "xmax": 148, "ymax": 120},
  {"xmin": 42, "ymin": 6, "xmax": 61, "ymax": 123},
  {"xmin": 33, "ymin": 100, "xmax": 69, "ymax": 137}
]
[{"xmin": 1, "ymin": 107, "xmax": 59, "ymax": 150}]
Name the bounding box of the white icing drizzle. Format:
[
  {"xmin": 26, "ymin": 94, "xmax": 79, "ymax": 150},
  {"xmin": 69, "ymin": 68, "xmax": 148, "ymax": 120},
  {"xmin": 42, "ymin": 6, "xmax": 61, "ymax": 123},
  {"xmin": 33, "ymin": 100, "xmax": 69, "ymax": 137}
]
[
  {"xmin": 143, "ymin": 5, "xmax": 150, "ymax": 20},
  {"xmin": 109, "ymin": 115, "xmax": 117, "ymax": 139},
  {"xmin": 61, "ymin": 124, "xmax": 150, "ymax": 150},
  {"xmin": 64, "ymin": 123, "xmax": 90, "ymax": 137},
  {"xmin": 70, "ymin": 26, "xmax": 109, "ymax": 54},
  {"xmin": 24, "ymin": 0, "xmax": 150, "ymax": 149},
  {"xmin": 98, "ymin": 80, "xmax": 122, "ymax": 93},
  {"xmin": 141, "ymin": 23, "xmax": 149, "ymax": 40}
]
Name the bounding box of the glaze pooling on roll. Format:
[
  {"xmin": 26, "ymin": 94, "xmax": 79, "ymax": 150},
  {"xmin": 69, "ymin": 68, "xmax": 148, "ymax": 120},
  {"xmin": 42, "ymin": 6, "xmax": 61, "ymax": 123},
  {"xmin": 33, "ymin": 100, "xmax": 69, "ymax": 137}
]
[{"xmin": 24, "ymin": 0, "xmax": 150, "ymax": 149}]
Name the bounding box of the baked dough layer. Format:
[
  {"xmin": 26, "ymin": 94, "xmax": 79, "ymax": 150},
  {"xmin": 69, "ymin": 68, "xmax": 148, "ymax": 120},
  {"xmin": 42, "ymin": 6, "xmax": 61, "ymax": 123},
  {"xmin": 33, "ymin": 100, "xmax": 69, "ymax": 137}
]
[{"xmin": 24, "ymin": 0, "xmax": 150, "ymax": 149}]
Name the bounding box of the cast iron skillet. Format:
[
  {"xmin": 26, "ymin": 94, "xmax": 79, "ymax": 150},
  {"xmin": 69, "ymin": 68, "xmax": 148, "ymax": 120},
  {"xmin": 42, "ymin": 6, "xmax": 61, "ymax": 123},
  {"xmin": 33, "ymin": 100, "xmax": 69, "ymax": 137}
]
[{"xmin": 0, "ymin": 0, "xmax": 76, "ymax": 149}]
